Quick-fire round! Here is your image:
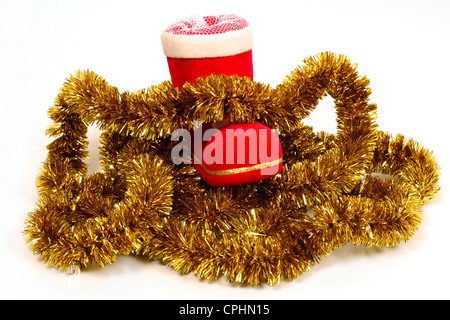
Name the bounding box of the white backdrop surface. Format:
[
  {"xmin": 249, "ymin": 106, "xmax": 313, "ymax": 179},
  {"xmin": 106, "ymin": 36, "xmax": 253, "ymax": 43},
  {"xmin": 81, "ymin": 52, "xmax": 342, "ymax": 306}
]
[{"xmin": 1, "ymin": 0, "xmax": 449, "ymax": 299}]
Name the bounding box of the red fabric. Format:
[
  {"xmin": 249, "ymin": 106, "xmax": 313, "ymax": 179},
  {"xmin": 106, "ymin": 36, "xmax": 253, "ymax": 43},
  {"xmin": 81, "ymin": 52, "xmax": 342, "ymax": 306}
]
[
  {"xmin": 193, "ymin": 122, "xmax": 283, "ymax": 187},
  {"xmin": 167, "ymin": 50, "xmax": 253, "ymax": 89},
  {"xmin": 164, "ymin": 15, "xmax": 249, "ymax": 35}
]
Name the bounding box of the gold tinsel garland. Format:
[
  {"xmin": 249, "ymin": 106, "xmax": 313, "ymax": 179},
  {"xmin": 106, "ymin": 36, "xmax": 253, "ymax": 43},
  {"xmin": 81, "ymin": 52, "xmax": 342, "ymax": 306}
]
[{"xmin": 24, "ymin": 52, "xmax": 440, "ymax": 285}]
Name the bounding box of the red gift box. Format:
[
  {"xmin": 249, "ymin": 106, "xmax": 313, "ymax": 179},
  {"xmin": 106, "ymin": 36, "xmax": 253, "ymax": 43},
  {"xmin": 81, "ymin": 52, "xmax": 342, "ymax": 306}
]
[{"xmin": 193, "ymin": 121, "xmax": 283, "ymax": 187}]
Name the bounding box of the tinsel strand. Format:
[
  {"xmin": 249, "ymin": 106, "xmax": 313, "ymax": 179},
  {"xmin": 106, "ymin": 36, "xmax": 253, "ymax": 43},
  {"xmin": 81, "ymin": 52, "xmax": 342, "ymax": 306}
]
[{"xmin": 24, "ymin": 52, "xmax": 439, "ymax": 285}]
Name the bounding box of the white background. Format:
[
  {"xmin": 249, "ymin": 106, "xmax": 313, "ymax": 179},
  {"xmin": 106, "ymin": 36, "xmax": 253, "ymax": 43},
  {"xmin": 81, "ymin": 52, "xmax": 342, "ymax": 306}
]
[{"xmin": 1, "ymin": 0, "xmax": 449, "ymax": 299}]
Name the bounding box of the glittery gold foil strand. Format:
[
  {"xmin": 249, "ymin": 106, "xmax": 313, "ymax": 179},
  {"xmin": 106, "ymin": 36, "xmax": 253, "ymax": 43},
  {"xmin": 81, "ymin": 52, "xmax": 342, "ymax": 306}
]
[{"xmin": 24, "ymin": 52, "xmax": 440, "ymax": 285}]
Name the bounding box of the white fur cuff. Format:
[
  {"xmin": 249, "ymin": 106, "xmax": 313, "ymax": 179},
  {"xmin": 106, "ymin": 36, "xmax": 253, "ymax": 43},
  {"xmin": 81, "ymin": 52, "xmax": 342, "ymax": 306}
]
[{"xmin": 161, "ymin": 26, "xmax": 253, "ymax": 59}]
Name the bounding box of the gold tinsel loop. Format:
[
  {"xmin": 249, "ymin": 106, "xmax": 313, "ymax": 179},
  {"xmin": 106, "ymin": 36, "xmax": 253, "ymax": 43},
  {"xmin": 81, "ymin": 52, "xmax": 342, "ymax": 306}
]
[{"xmin": 24, "ymin": 52, "xmax": 439, "ymax": 285}]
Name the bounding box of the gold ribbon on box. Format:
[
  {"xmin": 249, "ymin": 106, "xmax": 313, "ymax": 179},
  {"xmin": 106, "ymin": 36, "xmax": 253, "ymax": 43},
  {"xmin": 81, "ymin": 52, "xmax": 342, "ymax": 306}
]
[{"xmin": 195, "ymin": 157, "xmax": 283, "ymax": 176}]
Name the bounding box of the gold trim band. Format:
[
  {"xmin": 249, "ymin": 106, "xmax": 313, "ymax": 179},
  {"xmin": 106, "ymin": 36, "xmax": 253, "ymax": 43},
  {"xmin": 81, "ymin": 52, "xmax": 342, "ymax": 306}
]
[{"xmin": 195, "ymin": 157, "xmax": 282, "ymax": 176}]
